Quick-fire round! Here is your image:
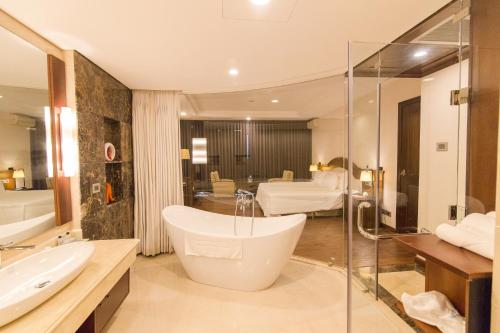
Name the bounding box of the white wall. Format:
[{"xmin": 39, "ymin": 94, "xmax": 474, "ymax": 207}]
[
  {"xmin": 311, "ymin": 118, "xmax": 345, "ymax": 165},
  {"xmin": 418, "ymin": 61, "xmax": 469, "ymax": 232},
  {"xmin": 351, "ymin": 77, "xmax": 421, "ymax": 228},
  {"xmin": 351, "ymin": 62, "xmax": 469, "ymax": 231},
  {"xmin": 379, "ymin": 79, "xmax": 422, "ymax": 228},
  {"xmin": 0, "ymin": 122, "xmax": 32, "ymax": 187}
]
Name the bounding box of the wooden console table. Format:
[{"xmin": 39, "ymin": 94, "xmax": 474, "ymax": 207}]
[{"xmin": 394, "ymin": 234, "xmax": 492, "ymax": 333}]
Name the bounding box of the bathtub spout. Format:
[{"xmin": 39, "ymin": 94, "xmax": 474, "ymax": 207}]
[{"xmin": 234, "ymin": 189, "xmax": 255, "ymax": 236}]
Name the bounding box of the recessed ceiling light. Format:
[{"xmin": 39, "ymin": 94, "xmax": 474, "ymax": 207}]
[
  {"xmin": 246, "ymin": 116, "xmax": 252, "ymax": 121},
  {"xmin": 180, "ymin": 111, "xmax": 187, "ymax": 116},
  {"xmin": 228, "ymin": 68, "xmax": 239, "ymax": 76},
  {"xmin": 414, "ymin": 50, "xmax": 428, "ymax": 58},
  {"xmin": 423, "ymin": 77, "xmax": 435, "ymax": 82},
  {"xmin": 250, "ymin": 0, "xmax": 270, "ymax": 5},
  {"xmin": 0, "ymin": 95, "xmax": 3, "ymax": 99},
  {"xmin": 271, "ymin": 99, "xmax": 279, "ymax": 103}
]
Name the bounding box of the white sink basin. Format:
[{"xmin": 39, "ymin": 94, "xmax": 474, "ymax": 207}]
[{"xmin": 0, "ymin": 241, "xmax": 95, "ymax": 327}]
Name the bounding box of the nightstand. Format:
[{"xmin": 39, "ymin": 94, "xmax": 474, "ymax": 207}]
[{"xmin": 352, "ymin": 195, "xmax": 377, "ymax": 231}]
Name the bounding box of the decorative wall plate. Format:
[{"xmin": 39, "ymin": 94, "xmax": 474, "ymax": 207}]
[{"xmin": 105, "ymin": 142, "xmax": 116, "ymax": 161}]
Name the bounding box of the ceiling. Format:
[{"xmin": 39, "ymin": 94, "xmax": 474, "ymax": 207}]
[
  {"xmin": 0, "ymin": 26, "xmax": 47, "ymax": 90},
  {"xmin": 0, "ymin": 85, "xmax": 48, "ymax": 119},
  {"xmin": 0, "ymin": 0, "xmax": 451, "ymax": 93},
  {"xmin": 0, "ymin": 25, "xmax": 48, "ymax": 120},
  {"xmin": 182, "ymin": 75, "xmax": 346, "ymax": 120}
]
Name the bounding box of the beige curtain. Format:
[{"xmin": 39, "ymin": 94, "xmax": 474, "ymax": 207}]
[{"xmin": 132, "ymin": 90, "xmax": 183, "ymax": 256}]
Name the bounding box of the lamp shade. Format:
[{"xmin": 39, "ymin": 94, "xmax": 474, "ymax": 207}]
[
  {"xmin": 181, "ymin": 148, "xmax": 191, "ymax": 160},
  {"xmin": 13, "ymin": 169, "xmax": 25, "ymax": 179},
  {"xmin": 309, "ymin": 164, "xmax": 318, "ymax": 172},
  {"xmin": 360, "ymin": 169, "xmax": 373, "ymax": 182}
]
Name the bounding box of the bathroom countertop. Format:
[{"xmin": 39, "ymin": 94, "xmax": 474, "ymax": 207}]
[{"xmin": 0, "ymin": 239, "xmax": 139, "ymax": 333}]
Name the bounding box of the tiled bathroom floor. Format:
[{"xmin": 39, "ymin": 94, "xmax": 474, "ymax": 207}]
[
  {"xmin": 103, "ymin": 255, "xmax": 414, "ymax": 333},
  {"xmin": 378, "ymin": 270, "xmax": 425, "ymax": 301}
]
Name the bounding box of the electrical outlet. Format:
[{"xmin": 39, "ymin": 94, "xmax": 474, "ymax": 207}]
[{"xmin": 92, "ymin": 183, "xmax": 101, "ymax": 194}]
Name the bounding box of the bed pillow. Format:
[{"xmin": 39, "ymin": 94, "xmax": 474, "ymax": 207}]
[
  {"xmin": 312, "ymin": 171, "xmax": 326, "ymax": 184},
  {"xmin": 322, "ymin": 171, "xmax": 340, "ymax": 190},
  {"xmin": 328, "ymin": 168, "xmax": 362, "ymax": 193},
  {"xmin": 330, "ymin": 168, "xmax": 347, "ymax": 190}
]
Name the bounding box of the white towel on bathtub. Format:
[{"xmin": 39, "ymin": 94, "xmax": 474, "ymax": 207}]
[{"xmin": 185, "ymin": 234, "xmax": 243, "ymax": 259}]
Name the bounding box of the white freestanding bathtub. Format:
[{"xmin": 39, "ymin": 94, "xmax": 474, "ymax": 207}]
[{"xmin": 162, "ymin": 205, "xmax": 306, "ymax": 291}]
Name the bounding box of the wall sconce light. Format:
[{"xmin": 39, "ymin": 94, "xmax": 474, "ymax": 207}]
[
  {"xmin": 60, "ymin": 107, "xmax": 78, "ymax": 177},
  {"xmin": 192, "ymin": 138, "xmax": 207, "ymax": 164},
  {"xmin": 309, "ymin": 163, "xmax": 318, "ymax": 172},
  {"xmin": 44, "ymin": 106, "xmax": 54, "ymax": 178}
]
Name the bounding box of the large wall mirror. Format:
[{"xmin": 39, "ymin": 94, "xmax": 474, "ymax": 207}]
[{"xmin": 0, "ymin": 26, "xmax": 62, "ymax": 245}]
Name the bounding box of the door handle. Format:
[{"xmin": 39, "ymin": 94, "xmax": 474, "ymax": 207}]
[
  {"xmin": 399, "ymin": 169, "xmax": 407, "ymax": 177},
  {"xmin": 356, "ymin": 202, "xmax": 431, "ymax": 240}
]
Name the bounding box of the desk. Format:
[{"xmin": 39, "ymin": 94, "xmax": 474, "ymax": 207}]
[{"xmin": 394, "ymin": 234, "xmax": 492, "ymax": 333}]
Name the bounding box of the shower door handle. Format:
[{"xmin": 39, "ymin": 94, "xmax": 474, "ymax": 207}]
[{"xmin": 356, "ymin": 202, "xmax": 431, "ymax": 240}]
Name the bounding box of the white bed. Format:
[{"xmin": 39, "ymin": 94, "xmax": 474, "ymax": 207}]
[
  {"xmin": 0, "ymin": 190, "xmax": 54, "ymax": 225},
  {"xmin": 256, "ymin": 168, "xmax": 359, "ymax": 216}
]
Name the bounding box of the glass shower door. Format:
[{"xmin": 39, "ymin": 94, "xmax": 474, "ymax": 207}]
[{"xmin": 347, "ymin": 38, "xmax": 468, "ymax": 331}]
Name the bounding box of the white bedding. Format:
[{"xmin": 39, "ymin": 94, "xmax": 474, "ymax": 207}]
[
  {"xmin": 0, "ymin": 190, "xmax": 54, "ymax": 225},
  {"xmin": 256, "ymin": 181, "xmax": 344, "ymax": 216}
]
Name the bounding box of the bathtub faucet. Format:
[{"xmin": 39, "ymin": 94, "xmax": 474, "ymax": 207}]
[{"xmin": 234, "ymin": 189, "xmax": 255, "ymax": 236}]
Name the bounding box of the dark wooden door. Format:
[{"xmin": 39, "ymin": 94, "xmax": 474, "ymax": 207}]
[{"xmin": 396, "ymin": 97, "xmax": 421, "ymax": 233}]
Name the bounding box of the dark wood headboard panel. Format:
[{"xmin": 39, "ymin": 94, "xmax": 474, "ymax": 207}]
[{"xmin": 323, "ymin": 157, "xmax": 362, "ymax": 179}]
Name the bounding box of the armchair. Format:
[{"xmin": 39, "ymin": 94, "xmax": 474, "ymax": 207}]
[
  {"xmin": 210, "ymin": 170, "xmax": 236, "ymax": 197},
  {"xmin": 268, "ymin": 170, "xmax": 294, "ymax": 183}
]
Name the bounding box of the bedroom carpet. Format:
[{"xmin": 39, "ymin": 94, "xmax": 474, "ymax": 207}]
[{"xmin": 193, "ymin": 197, "xmax": 416, "ymax": 268}]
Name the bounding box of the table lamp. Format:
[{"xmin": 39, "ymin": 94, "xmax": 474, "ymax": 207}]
[
  {"xmin": 13, "ymin": 169, "xmax": 25, "ymax": 189},
  {"xmin": 359, "ymin": 168, "xmax": 373, "ymax": 196}
]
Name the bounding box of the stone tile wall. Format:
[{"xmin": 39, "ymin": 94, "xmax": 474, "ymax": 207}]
[{"xmin": 74, "ymin": 51, "xmax": 134, "ymax": 240}]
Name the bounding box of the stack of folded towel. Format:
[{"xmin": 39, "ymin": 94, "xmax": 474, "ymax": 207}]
[{"xmin": 435, "ymin": 212, "xmax": 495, "ymax": 259}]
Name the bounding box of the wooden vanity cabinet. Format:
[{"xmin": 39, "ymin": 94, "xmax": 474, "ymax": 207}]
[{"xmin": 76, "ymin": 270, "xmax": 130, "ymax": 333}]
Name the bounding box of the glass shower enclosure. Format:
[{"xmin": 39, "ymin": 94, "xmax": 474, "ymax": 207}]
[{"xmin": 346, "ymin": 12, "xmax": 470, "ymax": 330}]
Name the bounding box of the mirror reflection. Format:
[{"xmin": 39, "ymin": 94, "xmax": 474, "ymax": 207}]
[{"xmin": 0, "ymin": 26, "xmax": 55, "ymax": 245}]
